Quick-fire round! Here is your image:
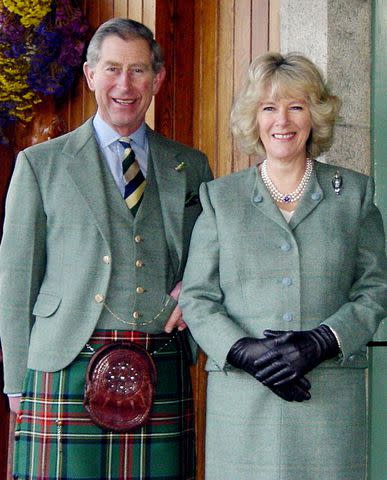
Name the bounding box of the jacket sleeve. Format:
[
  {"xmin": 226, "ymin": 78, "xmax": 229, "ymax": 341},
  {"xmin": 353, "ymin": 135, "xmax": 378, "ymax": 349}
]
[
  {"xmin": 180, "ymin": 182, "xmax": 248, "ymax": 370},
  {"xmin": 0, "ymin": 152, "xmax": 47, "ymax": 393},
  {"xmin": 202, "ymin": 155, "xmax": 214, "ymax": 184},
  {"xmin": 323, "ymin": 175, "xmax": 387, "ymax": 365}
]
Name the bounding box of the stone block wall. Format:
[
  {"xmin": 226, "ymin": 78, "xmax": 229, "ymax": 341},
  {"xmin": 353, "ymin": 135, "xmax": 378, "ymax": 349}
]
[{"xmin": 280, "ymin": 0, "xmax": 371, "ymax": 174}]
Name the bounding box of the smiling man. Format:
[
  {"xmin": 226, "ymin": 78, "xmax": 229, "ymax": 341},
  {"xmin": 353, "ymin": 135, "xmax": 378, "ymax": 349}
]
[
  {"xmin": 0, "ymin": 18, "xmax": 212, "ymax": 480},
  {"xmin": 83, "ymin": 34, "xmax": 165, "ymax": 136}
]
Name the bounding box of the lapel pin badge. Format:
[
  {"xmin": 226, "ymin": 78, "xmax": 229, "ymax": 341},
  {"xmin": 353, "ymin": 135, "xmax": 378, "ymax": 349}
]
[
  {"xmin": 174, "ymin": 161, "xmax": 186, "ymax": 172},
  {"xmin": 332, "ymin": 171, "xmax": 343, "ymax": 195}
]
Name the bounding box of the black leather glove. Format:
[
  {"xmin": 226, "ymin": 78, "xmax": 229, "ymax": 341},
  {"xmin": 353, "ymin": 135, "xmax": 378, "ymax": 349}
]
[
  {"xmin": 269, "ymin": 379, "xmax": 311, "ymax": 402},
  {"xmin": 227, "ymin": 337, "xmax": 311, "ymax": 402},
  {"xmin": 253, "ymin": 325, "xmax": 340, "ymax": 387}
]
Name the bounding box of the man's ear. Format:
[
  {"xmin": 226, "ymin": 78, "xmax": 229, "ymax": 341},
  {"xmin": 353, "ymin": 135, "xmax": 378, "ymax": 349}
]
[
  {"xmin": 152, "ymin": 66, "xmax": 166, "ymax": 95},
  {"xmin": 83, "ymin": 62, "xmax": 96, "ymax": 91}
]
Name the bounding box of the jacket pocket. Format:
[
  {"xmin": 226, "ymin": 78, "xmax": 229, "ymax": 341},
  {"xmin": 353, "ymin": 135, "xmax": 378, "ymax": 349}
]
[{"xmin": 32, "ymin": 292, "xmax": 62, "ymax": 318}]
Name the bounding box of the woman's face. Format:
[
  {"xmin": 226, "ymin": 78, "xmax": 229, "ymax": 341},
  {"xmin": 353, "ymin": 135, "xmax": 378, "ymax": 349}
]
[{"xmin": 256, "ymin": 95, "xmax": 312, "ymax": 164}]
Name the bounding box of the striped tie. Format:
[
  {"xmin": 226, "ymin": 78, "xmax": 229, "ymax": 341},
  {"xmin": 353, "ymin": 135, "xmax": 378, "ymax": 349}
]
[{"xmin": 118, "ymin": 137, "xmax": 146, "ymax": 216}]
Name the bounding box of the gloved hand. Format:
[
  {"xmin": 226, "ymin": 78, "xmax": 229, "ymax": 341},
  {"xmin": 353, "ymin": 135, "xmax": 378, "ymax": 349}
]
[
  {"xmin": 227, "ymin": 336, "xmax": 311, "ymax": 402},
  {"xmin": 253, "ymin": 325, "xmax": 340, "ymax": 387},
  {"xmin": 269, "ymin": 378, "xmax": 311, "ymax": 402}
]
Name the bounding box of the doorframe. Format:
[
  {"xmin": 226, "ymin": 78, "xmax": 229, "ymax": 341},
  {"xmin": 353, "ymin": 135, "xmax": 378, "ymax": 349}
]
[
  {"xmin": 368, "ymin": 1, "xmax": 387, "ymax": 478},
  {"xmin": 372, "ymin": 0, "xmax": 387, "ymax": 228}
]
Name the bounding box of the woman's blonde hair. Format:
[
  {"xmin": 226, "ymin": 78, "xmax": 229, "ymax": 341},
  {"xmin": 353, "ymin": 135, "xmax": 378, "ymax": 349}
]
[{"xmin": 230, "ymin": 52, "xmax": 341, "ymax": 158}]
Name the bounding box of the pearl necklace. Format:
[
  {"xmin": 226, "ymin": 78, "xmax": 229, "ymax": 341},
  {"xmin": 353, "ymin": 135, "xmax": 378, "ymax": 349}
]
[{"xmin": 261, "ymin": 158, "xmax": 313, "ymax": 203}]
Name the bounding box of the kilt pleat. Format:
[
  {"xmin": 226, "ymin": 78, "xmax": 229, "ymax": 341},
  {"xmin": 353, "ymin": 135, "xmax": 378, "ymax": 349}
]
[{"xmin": 13, "ymin": 329, "xmax": 195, "ymax": 480}]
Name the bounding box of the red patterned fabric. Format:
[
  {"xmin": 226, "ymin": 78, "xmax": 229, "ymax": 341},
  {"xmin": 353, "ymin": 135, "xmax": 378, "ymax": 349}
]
[{"xmin": 13, "ymin": 329, "xmax": 195, "ymax": 480}]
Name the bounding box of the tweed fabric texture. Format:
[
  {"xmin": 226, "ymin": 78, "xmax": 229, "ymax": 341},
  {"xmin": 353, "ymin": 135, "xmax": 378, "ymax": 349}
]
[
  {"xmin": 0, "ymin": 119, "xmax": 213, "ymax": 394},
  {"xmin": 13, "ymin": 330, "xmax": 195, "ymax": 480},
  {"xmin": 205, "ymin": 368, "xmax": 366, "ymax": 480},
  {"xmin": 180, "ymin": 161, "xmax": 387, "ymax": 479}
]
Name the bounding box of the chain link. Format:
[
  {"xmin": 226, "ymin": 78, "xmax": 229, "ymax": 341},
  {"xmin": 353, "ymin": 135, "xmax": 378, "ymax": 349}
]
[
  {"xmin": 102, "ymin": 296, "xmax": 173, "ymax": 327},
  {"xmin": 85, "ymin": 297, "xmax": 177, "ymax": 355}
]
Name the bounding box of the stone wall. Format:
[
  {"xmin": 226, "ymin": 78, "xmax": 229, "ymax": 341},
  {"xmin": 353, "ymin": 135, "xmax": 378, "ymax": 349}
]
[{"xmin": 280, "ymin": 0, "xmax": 371, "ymax": 174}]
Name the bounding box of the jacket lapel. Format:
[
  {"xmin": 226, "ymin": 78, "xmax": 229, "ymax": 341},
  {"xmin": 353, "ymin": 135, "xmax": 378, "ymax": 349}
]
[
  {"xmin": 63, "ymin": 119, "xmax": 112, "ymax": 245},
  {"xmin": 148, "ymin": 129, "xmax": 186, "ymax": 274},
  {"xmin": 250, "ymin": 163, "xmax": 324, "ymax": 231},
  {"xmin": 289, "ymin": 167, "xmax": 323, "ymax": 230}
]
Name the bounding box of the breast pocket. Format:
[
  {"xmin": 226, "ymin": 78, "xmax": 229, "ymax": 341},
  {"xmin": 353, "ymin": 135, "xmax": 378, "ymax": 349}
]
[{"xmin": 32, "ymin": 292, "xmax": 62, "ymax": 318}]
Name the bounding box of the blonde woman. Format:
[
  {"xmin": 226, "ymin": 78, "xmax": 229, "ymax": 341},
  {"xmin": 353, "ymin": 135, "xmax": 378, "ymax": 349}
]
[{"xmin": 180, "ymin": 52, "xmax": 387, "ymax": 480}]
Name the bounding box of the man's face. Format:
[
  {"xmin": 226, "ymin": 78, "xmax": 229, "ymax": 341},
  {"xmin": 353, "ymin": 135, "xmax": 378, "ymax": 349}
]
[{"xmin": 83, "ymin": 35, "xmax": 165, "ymax": 136}]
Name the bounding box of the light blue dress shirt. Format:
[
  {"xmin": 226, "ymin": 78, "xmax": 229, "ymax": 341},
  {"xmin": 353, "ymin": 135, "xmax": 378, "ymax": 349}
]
[{"xmin": 93, "ymin": 112, "xmax": 149, "ymax": 197}]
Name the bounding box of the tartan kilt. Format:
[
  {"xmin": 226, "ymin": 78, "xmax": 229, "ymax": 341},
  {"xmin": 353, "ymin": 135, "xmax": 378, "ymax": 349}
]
[{"xmin": 13, "ymin": 329, "xmax": 195, "ymax": 480}]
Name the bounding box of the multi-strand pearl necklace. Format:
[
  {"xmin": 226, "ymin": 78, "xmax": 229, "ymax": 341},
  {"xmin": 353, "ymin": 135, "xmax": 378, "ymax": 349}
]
[{"xmin": 261, "ymin": 158, "xmax": 313, "ymax": 204}]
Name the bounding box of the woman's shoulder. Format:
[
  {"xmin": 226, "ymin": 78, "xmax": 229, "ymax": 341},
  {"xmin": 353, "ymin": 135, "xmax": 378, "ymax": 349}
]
[
  {"xmin": 206, "ymin": 165, "xmax": 257, "ymax": 191},
  {"xmin": 315, "ymin": 160, "xmax": 369, "ymax": 181},
  {"xmin": 315, "ymin": 160, "xmax": 370, "ymax": 191}
]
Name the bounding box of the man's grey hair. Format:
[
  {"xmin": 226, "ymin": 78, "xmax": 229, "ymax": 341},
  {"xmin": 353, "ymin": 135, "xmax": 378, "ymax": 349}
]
[{"xmin": 86, "ymin": 17, "xmax": 164, "ymax": 73}]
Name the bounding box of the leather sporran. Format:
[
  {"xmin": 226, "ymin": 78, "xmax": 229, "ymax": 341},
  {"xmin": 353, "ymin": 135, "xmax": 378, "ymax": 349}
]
[{"xmin": 84, "ymin": 342, "xmax": 157, "ymax": 432}]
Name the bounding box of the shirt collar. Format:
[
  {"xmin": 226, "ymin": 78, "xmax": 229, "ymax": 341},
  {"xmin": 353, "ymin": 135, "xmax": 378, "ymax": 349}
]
[{"xmin": 93, "ymin": 112, "xmax": 147, "ymax": 149}]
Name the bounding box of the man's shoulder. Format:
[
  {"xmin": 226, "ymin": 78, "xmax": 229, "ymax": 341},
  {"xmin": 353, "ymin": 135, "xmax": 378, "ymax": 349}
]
[
  {"xmin": 22, "ymin": 119, "xmax": 94, "ymax": 159},
  {"xmin": 147, "ymin": 128, "xmax": 207, "ymax": 159}
]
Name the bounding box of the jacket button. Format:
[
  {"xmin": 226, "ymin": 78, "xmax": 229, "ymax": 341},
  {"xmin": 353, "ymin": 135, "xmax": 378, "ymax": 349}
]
[
  {"xmin": 132, "ymin": 311, "xmax": 141, "ymax": 319},
  {"xmin": 134, "ymin": 235, "xmax": 143, "ymax": 243},
  {"xmin": 283, "ymin": 312, "xmax": 293, "ymax": 322},
  {"xmin": 136, "ymin": 287, "xmax": 145, "ymax": 294},
  {"xmin": 253, "ymin": 194, "xmax": 263, "ymax": 203},
  {"xmin": 102, "ymin": 255, "xmax": 111, "ymax": 264},
  {"xmin": 94, "ymin": 294, "xmax": 105, "ymax": 303},
  {"xmin": 282, "ymin": 277, "xmax": 292, "ymax": 286},
  {"xmin": 281, "ymin": 242, "xmax": 291, "ymax": 252},
  {"xmin": 135, "ymin": 259, "xmax": 144, "ymax": 268},
  {"xmin": 311, "ymin": 192, "xmax": 321, "ymax": 201}
]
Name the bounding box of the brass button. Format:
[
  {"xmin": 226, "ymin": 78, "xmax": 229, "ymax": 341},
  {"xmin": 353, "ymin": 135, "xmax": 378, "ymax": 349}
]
[
  {"xmin": 135, "ymin": 259, "xmax": 144, "ymax": 268},
  {"xmin": 136, "ymin": 286, "xmax": 145, "ymax": 294},
  {"xmin": 94, "ymin": 293, "xmax": 105, "ymax": 303},
  {"xmin": 102, "ymin": 255, "xmax": 111, "ymax": 264},
  {"xmin": 132, "ymin": 311, "xmax": 141, "ymax": 319},
  {"xmin": 134, "ymin": 235, "xmax": 143, "ymax": 243}
]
